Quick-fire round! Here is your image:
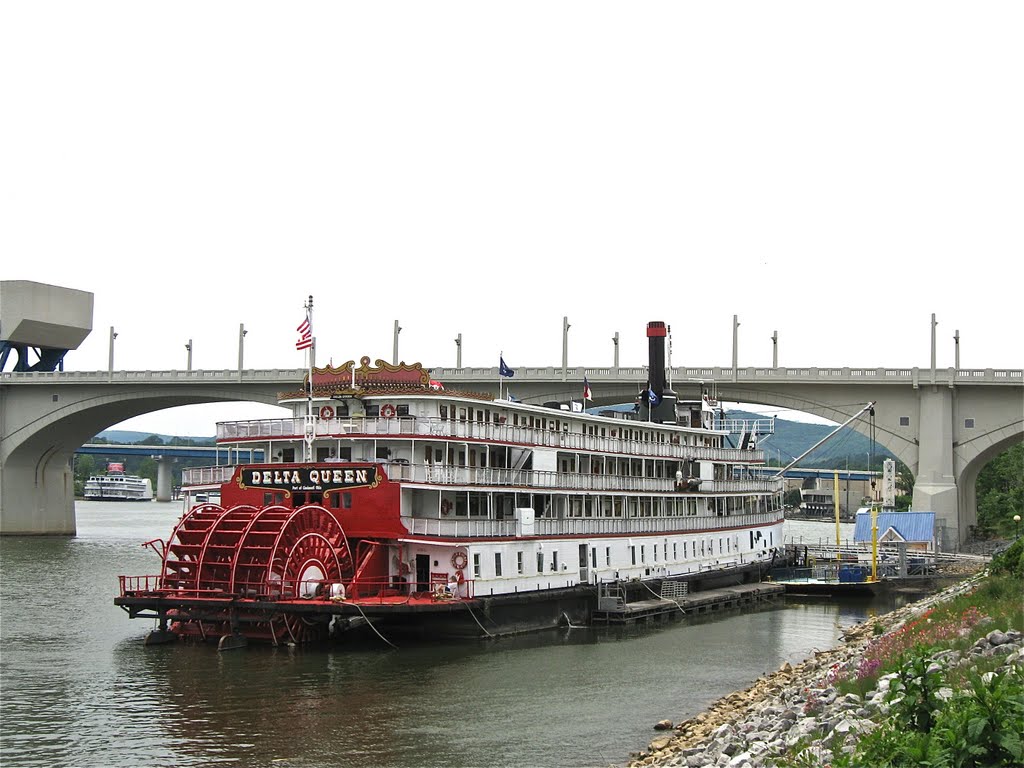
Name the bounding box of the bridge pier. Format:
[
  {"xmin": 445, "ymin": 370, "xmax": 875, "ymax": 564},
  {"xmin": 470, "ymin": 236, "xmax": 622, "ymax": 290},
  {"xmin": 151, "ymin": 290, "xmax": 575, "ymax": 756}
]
[
  {"xmin": 155, "ymin": 457, "xmax": 173, "ymax": 503},
  {"xmin": 0, "ymin": 452, "xmax": 76, "ymax": 535},
  {"xmin": 912, "ymin": 387, "xmax": 959, "ymax": 550}
]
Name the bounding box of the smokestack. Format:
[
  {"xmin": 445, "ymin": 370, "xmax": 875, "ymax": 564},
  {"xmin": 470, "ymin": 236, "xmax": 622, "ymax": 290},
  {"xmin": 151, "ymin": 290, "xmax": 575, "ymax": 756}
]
[{"xmin": 647, "ymin": 321, "xmax": 667, "ymax": 396}]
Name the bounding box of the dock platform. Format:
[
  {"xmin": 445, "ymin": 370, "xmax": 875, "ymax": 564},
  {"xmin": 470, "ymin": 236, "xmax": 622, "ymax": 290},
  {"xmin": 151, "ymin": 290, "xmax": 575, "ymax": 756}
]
[{"xmin": 590, "ymin": 582, "xmax": 784, "ymax": 625}]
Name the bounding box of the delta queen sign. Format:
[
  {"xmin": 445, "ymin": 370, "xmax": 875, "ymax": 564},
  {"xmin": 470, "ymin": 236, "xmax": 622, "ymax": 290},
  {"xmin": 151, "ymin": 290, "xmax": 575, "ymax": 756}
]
[{"xmin": 237, "ymin": 466, "xmax": 380, "ymax": 494}]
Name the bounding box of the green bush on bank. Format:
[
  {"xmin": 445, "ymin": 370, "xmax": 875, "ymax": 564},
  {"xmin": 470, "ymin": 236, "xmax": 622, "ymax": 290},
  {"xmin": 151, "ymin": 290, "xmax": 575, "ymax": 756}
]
[{"xmin": 779, "ymin": 552, "xmax": 1024, "ymax": 767}]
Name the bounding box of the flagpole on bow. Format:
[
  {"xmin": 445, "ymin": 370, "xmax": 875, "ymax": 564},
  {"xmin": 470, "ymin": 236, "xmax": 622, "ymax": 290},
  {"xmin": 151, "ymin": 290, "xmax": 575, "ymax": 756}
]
[{"xmin": 304, "ymin": 295, "xmax": 314, "ymax": 462}]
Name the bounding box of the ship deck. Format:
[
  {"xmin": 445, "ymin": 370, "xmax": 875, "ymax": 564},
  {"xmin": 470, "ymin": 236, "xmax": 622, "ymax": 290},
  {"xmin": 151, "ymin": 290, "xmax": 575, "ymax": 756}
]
[{"xmin": 589, "ymin": 582, "xmax": 784, "ymax": 624}]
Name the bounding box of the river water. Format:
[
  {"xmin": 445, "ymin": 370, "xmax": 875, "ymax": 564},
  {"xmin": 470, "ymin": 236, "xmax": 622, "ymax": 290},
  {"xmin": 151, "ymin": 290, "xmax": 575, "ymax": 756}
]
[{"xmin": 0, "ymin": 504, "xmax": 921, "ymax": 768}]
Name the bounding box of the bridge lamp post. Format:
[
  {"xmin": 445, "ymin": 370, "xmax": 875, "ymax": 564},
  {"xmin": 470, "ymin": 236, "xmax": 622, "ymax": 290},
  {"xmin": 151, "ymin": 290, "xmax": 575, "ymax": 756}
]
[
  {"xmin": 562, "ymin": 316, "xmax": 570, "ymax": 382},
  {"xmin": 185, "ymin": 339, "xmax": 192, "ymax": 372},
  {"xmin": 393, "ymin": 321, "xmax": 401, "ymax": 365},
  {"xmin": 1014, "ymin": 514, "xmax": 1021, "ymax": 540},
  {"xmin": 771, "ymin": 330, "xmax": 778, "ymax": 368},
  {"xmin": 454, "ymin": 333, "xmax": 462, "ymax": 368},
  {"xmin": 108, "ymin": 327, "xmax": 117, "ymax": 378},
  {"xmin": 612, "ymin": 332, "xmax": 619, "ymax": 371},
  {"xmin": 954, "ymin": 329, "xmax": 960, "ymax": 370},
  {"xmin": 238, "ymin": 324, "xmax": 247, "ymax": 379}
]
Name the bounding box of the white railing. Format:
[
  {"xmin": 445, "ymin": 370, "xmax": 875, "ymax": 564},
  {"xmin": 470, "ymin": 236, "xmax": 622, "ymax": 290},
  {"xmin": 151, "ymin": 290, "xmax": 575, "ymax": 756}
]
[
  {"xmin": 400, "ymin": 511, "xmax": 782, "ymax": 539},
  {"xmin": 215, "ymin": 416, "xmax": 770, "ymax": 464},
  {"xmin": 181, "ymin": 460, "xmax": 785, "ymax": 495},
  {"xmin": 3, "ymin": 366, "xmax": 1020, "ymax": 385}
]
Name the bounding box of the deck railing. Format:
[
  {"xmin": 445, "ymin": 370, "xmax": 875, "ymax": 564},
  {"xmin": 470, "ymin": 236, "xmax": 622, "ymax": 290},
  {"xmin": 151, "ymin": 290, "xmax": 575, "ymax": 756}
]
[
  {"xmin": 400, "ymin": 511, "xmax": 783, "ymax": 538},
  {"xmin": 182, "ymin": 460, "xmax": 784, "ymax": 495},
  {"xmin": 216, "ymin": 416, "xmax": 768, "ymax": 464}
]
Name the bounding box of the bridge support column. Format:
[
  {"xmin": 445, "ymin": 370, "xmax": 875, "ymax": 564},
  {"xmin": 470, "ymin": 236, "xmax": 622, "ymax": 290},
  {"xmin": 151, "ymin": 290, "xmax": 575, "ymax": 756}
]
[
  {"xmin": 911, "ymin": 387, "xmax": 960, "ymax": 551},
  {"xmin": 155, "ymin": 457, "xmax": 173, "ymax": 503},
  {"xmin": 0, "ymin": 452, "xmax": 76, "ymax": 535}
]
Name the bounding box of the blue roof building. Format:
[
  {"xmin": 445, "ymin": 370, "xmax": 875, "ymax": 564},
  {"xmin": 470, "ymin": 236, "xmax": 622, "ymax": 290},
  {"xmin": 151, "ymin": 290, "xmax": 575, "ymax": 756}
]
[{"xmin": 854, "ymin": 510, "xmax": 936, "ymax": 550}]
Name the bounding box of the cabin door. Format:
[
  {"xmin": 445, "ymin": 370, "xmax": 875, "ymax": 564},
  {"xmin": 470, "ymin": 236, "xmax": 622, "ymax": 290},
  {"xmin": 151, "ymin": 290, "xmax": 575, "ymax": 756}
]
[
  {"xmin": 415, "ymin": 554, "xmax": 430, "ymax": 593},
  {"xmin": 578, "ymin": 543, "xmax": 589, "ymax": 584}
]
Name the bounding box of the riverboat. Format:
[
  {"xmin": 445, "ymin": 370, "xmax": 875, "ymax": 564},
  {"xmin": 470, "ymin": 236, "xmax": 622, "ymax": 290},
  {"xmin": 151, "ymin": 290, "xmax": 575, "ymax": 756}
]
[
  {"xmin": 84, "ymin": 462, "xmax": 153, "ymax": 501},
  {"xmin": 116, "ymin": 321, "xmax": 785, "ymax": 648}
]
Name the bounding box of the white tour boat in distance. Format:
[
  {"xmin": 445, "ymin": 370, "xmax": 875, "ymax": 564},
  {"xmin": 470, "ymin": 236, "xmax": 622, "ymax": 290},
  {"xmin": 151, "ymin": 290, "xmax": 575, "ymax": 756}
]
[{"xmin": 84, "ymin": 462, "xmax": 154, "ymax": 502}]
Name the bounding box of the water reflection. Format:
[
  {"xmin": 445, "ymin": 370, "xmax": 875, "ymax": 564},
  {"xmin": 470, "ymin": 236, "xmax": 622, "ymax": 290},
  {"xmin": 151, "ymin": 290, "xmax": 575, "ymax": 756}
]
[{"xmin": 0, "ymin": 504, "xmax": 936, "ymax": 768}]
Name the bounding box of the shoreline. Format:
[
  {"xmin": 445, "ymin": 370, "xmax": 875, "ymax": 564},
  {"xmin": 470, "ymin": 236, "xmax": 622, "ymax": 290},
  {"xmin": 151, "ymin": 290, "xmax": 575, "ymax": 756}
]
[{"xmin": 624, "ymin": 567, "xmax": 1007, "ymax": 768}]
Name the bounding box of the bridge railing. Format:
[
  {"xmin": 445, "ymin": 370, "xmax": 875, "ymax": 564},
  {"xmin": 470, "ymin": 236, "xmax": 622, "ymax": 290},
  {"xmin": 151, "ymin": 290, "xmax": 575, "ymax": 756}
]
[{"xmin": 2, "ymin": 366, "xmax": 1021, "ymax": 384}]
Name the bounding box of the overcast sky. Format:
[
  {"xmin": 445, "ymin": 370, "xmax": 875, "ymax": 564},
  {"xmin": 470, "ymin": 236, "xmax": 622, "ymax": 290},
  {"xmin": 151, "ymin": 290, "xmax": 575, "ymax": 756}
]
[{"xmin": 3, "ymin": 2, "xmax": 1021, "ymax": 437}]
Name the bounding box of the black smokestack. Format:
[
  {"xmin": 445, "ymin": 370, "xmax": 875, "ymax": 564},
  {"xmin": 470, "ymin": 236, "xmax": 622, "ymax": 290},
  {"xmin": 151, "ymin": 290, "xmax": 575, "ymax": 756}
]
[{"xmin": 647, "ymin": 321, "xmax": 667, "ymax": 396}]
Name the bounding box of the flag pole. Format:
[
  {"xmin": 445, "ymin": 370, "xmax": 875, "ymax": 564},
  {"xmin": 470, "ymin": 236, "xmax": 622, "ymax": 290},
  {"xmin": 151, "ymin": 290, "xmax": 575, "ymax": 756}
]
[
  {"xmin": 305, "ymin": 295, "xmax": 314, "ymax": 462},
  {"xmin": 499, "ymin": 350, "xmax": 503, "ymax": 400}
]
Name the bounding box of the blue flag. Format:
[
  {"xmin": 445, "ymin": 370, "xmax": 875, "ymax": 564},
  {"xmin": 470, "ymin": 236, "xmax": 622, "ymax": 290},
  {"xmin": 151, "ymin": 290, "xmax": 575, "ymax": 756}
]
[
  {"xmin": 645, "ymin": 383, "xmax": 661, "ymax": 407},
  {"xmin": 499, "ymin": 356, "xmax": 515, "ymax": 377}
]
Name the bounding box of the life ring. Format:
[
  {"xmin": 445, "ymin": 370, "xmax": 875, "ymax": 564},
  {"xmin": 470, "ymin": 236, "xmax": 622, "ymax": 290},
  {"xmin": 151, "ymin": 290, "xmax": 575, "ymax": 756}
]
[
  {"xmin": 381, "ymin": 403, "xmax": 396, "ymax": 419},
  {"xmin": 319, "ymin": 405, "xmax": 334, "ymax": 420},
  {"xmin": 441, "ymin": 499, "xmax": 452, "ymax": 516},
  {"xmin": 451, "ymin": 551, "xmax": 468, "ymax": 570}
]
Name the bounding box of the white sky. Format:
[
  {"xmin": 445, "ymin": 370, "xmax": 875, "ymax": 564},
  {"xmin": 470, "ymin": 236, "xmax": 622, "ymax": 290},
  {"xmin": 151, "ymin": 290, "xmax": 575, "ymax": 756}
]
[{"xmin": 3, "ymin": 2, "xmax": 1021, "ymax": 437}]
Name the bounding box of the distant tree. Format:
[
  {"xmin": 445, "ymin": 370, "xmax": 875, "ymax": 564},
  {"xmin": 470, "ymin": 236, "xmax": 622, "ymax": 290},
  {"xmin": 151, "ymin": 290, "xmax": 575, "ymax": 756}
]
[
  {"xmin": 784, "ymin": 489, "xmax": 802, "ymax": 508},
  {"xmin": 74, "ymin": 454, "xmax": 96, "ymax": 481},
  {"xmin": 137, "ymin": 458, "xmax": 159, "ymax": 487},
  {"xmin": 135, "ymin": 434, "xmax": 167, "ymax": 446},
  {"xmin": 975, "ymin": 443, "xmax": 1024, "ymax": 538}
]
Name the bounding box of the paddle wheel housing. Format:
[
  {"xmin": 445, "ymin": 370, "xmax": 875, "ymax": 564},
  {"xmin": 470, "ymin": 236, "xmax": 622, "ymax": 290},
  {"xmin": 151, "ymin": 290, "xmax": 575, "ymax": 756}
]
[{"xmin": 153, "ymin": 503, "xmax": 355, "ymax": 643}]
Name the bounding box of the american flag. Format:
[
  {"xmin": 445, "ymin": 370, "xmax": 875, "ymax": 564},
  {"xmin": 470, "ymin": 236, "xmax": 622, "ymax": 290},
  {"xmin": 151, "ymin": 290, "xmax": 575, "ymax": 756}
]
[{"xmin": 295, "ymin": 317, "xmax": 312, "ymax": 350}]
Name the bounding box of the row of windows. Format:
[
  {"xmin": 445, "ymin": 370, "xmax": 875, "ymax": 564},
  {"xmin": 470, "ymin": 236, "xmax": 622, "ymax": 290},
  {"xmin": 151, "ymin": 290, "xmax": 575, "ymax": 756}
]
[{"xmin": 468, "ymin": 531, "xmax": 776, "ymax": 579}]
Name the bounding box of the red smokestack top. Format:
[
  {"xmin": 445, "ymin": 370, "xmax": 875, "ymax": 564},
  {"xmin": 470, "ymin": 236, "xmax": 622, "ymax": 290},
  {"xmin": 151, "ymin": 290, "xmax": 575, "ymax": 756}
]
[{"xmin": 647, "ymin": 321, "xmax": 666, "ymax": 395}]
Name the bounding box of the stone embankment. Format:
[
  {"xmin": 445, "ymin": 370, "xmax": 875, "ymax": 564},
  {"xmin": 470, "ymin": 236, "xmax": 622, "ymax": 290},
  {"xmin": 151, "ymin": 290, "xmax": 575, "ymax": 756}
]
[{"xmin": 626, "ymin": 575, "xmax": 1023, "ymax": 768}]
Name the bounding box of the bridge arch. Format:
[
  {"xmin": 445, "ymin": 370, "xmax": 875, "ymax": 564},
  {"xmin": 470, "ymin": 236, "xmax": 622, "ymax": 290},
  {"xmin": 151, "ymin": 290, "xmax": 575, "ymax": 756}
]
[{"xmin": 1, "ymin": 384, "xmax": 284, "ymax": 534}]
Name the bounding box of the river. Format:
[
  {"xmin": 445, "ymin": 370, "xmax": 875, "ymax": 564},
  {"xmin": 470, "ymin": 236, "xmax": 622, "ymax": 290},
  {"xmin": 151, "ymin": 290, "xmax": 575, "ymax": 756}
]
[{"xmin": 0, "ymin": 503, "xmax": 923, "ymax": 768}]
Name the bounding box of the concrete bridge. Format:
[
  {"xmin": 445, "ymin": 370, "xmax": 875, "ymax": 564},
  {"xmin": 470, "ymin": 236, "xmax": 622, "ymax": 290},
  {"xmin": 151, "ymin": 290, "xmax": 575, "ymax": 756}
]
[{"xmin": 2, "ymin": 363, "xmax": 1020, "ymax": 548}]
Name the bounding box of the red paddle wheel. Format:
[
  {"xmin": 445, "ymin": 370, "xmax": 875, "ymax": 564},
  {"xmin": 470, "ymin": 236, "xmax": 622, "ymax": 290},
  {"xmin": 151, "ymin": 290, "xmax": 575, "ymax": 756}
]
[{"xmin": 158, "ymin": 503, "xmax": 354, "ymax": 645}]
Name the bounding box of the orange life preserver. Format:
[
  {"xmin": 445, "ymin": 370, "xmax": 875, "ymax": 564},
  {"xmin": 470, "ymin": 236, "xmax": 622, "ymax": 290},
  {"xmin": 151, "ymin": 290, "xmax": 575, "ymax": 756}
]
[
  {"xmin": 441, "ymin": 499, "xmax": 452, "ymax": 516},
  {"xmin": 451, "ymin": 550, "xmax": 468, "ymax": 570},
  {"xmin": 319, "ymin": 405, "xmax": 334, "ymax": 419},
  {"xmin": 381, "ymin": 403, "xmax": 396, "ymax": 419}
]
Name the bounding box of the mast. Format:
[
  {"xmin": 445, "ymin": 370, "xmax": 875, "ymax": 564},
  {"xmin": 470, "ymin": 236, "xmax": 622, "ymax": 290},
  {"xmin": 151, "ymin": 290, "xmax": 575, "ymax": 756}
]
[
  {"xmin": 304, "ymin": 295, "xmax": 314, "ymax": 462},
  {"xmin": 771, "ymin": 401, "xmax": 876, "ymax": 480}
]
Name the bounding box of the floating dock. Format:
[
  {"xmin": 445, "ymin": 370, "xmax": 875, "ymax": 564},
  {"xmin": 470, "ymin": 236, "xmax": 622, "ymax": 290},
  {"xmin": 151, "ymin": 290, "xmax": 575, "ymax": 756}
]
[{"xmin": 590, "ymin": 582, "xmax": 784, "ymax": 625}]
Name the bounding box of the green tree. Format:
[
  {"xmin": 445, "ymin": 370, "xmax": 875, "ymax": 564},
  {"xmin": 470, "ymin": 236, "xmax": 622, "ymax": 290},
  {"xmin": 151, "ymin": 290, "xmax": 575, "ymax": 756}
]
[{"xmin": 976, "ymin": 443, "xmax": 1024, "ymax": 538}]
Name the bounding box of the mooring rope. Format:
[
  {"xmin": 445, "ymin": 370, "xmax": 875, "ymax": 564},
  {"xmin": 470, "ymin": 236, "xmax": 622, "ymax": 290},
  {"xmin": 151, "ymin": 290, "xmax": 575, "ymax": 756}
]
[
  {"xmin": 560, "ymin": 611, "xmax": 586, "ymax": 629},
  {"xmin": 463, "ymin": 602, "xmax": 496, "ymax": 638},
  {"xmin": 640, "ymin": 580, "xmax": 687, "ymax": 615},
  {"xmin": 350, "ymin": 602, "xmax": 398, "ymax": 649}
]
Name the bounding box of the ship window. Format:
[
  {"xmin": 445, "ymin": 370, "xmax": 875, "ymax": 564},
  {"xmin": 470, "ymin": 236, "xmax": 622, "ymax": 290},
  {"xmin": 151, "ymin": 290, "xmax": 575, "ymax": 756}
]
[
  {"xmin": 282, "ymin": 448, "xmax": 295, "ymax": 462},
  {"xmin": 440, "ymin": 405, "xmax": 448, "ymax": 419},
  {"xmin": 337, "ymin": 447, "xmax": 351, "ymax": 461},
  {"xmin": 591, "ymin": 547, "xmax": 597, "ymax": 568},
  {"xmin": 264, "ymin": 492, "xmax": 274, "ymax": 505},
  {"xmin": 317, "ymin": 447, "xmax": 332, "ymax": 461},
  {"xmin": 473, "ymin": 553, "xmax": 481, "ymax": 578},
  {"xmin": 367, "ymin": 405, "xmax": 380, "ymax": 417},
  {"xmin": 328, "ymin": 492, "xmax": 340, "ymax": 510},
  {"xmin": 537, "ymin": 551, "xmax": 544, "ymax": 574},
  {"xmin": 640, "ymin": 545, "xmax": 645, "ymax": 563},
  {"xmin": 517, "ymin": 551, "xmax": 524, "ymax": 574},
  {"xmin": 494, "ymin": 552, "xmax": 502, "ymax": 576},
  {"xmin": 899, "ymin": 416, "xmax": 910, "ymax": 426},
  {"xmin": 376, "ymin": 447, "xmax": 389, "ymax": 460},
  {"xmin": 964, "ymin": 418, "xmax": 975, "ymax": 428},
  {"xmin": 673, "ymin": 542, "xmax": 678, "ymax": 560},
  {"xmin": 397, "ymin": 404, "xmax": 410, "ymax": 417},
  {"xmin": 653, "ymin": 544, "xmax": 658, "ymax": 562},
  {"xmin": 342, "ymin": 492, "xmax": 352, "ymax": 509},
  {"xmin": 630, "ymin": 546, "xmax": 636, "ymax": 565},
  {"xmin": 551, "ymin": 551, "xmax": 558, "ymax": 572},
  {"xmin": 605, "ymin": 547, "xmax": 611, "ymax": 566},
  {"xmin": 458, "ymin": 408, "xmax": 467, "ymax": 421}
]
